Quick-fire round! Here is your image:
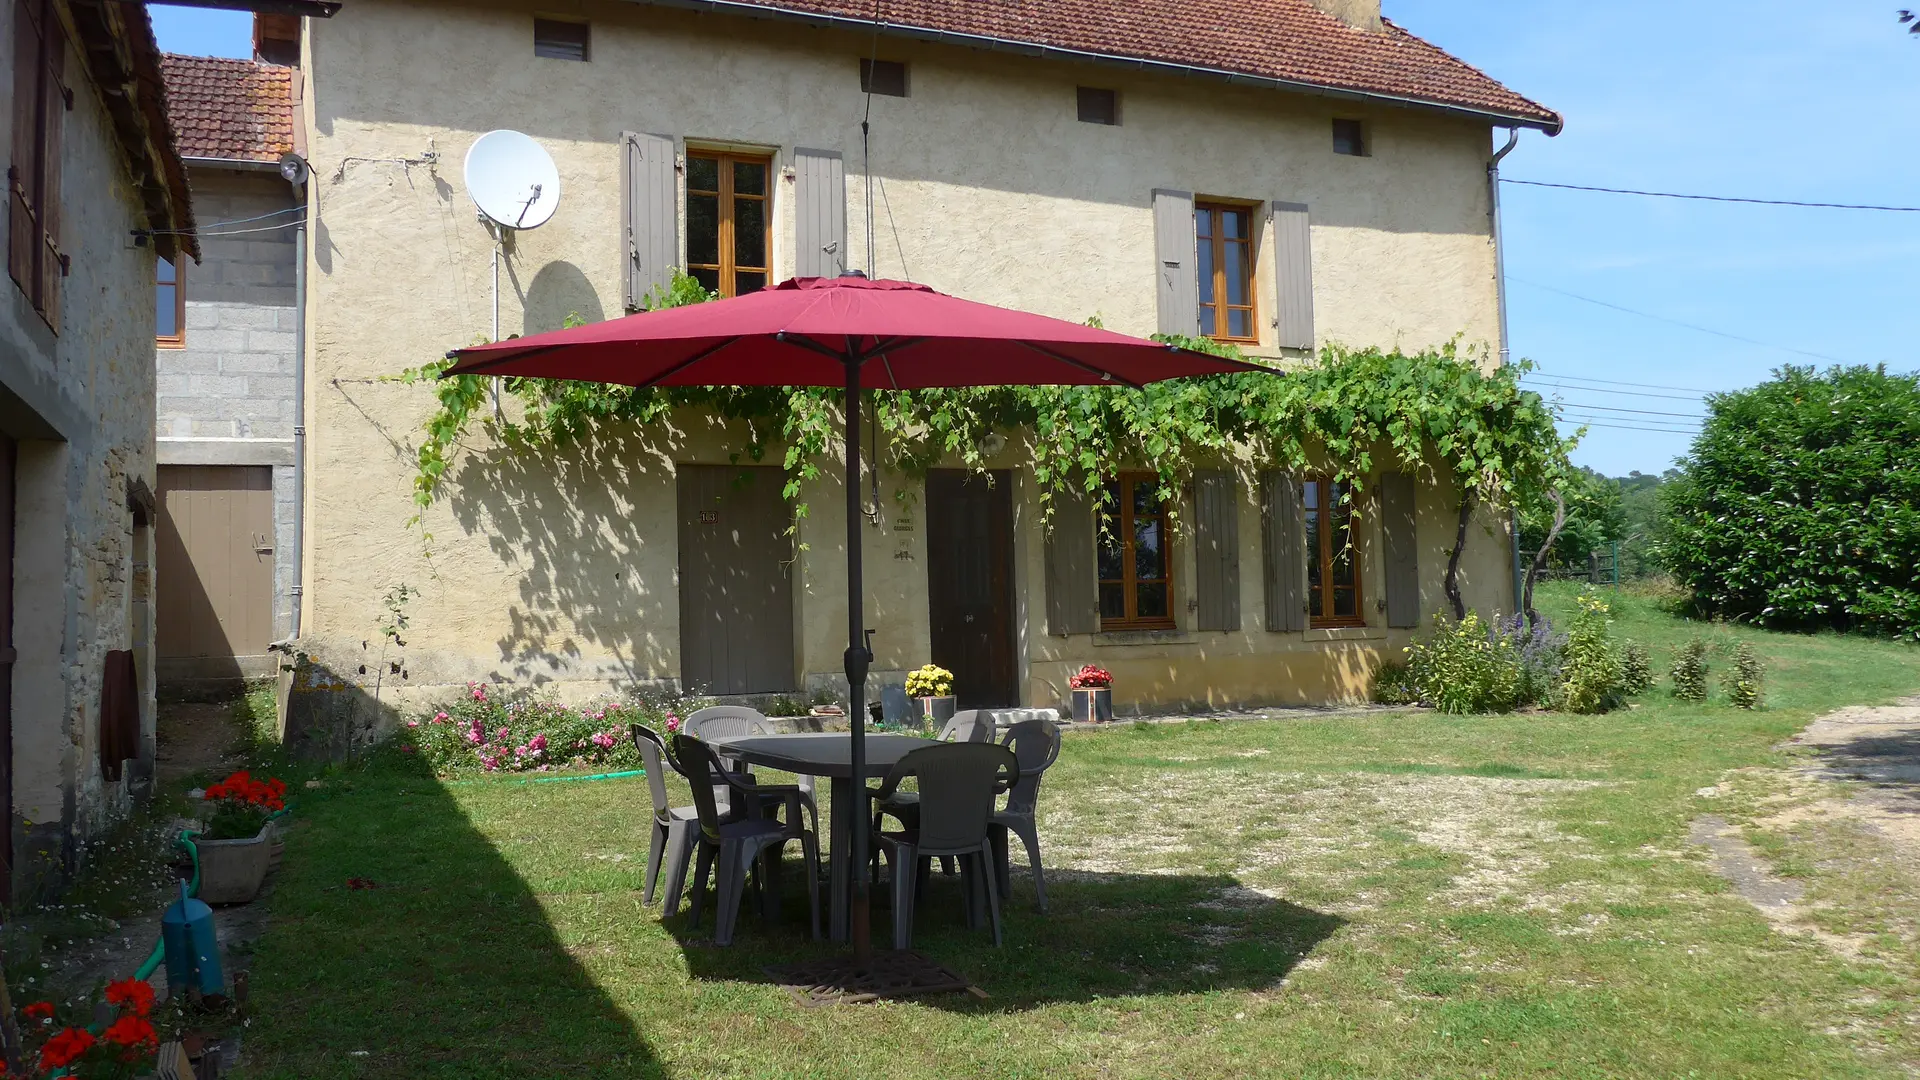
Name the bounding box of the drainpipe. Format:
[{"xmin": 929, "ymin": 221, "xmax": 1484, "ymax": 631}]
[
  {"xmin": 291, "ymin": 201, "xmax": 308, "ymax": 637},
  {"xmin": 1490, "ymin": 127, "xmax": 1525, "ymax": 615}
]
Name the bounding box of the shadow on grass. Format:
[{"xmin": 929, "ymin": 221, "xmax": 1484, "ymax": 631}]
[
  {"xmin": 663, "ymin": 862, "xmax": 1344, "ymax": 1012},
  {"xmin": 238, "ymin": 752, "xmax": 665, "ymax": 1079}
]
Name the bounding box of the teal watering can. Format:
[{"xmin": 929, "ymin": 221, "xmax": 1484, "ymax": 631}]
[{"xmin": 161, "ymin": 880, "xmax": 224, "ymax": 996}]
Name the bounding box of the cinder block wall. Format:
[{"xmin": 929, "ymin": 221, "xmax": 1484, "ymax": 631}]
[{"xmin": 155, "ymin": 166, "xmax": 303, "ymax": 643}]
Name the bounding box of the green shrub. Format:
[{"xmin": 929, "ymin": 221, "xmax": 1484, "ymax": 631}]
[
  {"xmin": 1660, "ymin": 365, "xmax": 1920, "ymax": 639},
  {"xmin": 1370, "ymin": 659, "xmax": 1420, "ymax": 706},
  {"xmin": 1671, "ymin": 640, "xmax": 1710, "ymax": 702},
  {"xmin": 1620, "ymin": 640, "xmax": 1654, "ymax": 694},
  {"xmin": 1403, "ymin": 612, "xmax": 1523, "ymax": 715},
  {"xmin": 1561, "ymin": 593, "xmax": 1626, "ymax": 714},
  {"xmin": 1723, "ymin": 643, "xmax": 1764, "ymax": 709}
]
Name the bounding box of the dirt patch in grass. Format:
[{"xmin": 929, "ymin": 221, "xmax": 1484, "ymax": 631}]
[{"xmin": 1045, "ymin": 769, "xmax": 1604, "ymax": 912}]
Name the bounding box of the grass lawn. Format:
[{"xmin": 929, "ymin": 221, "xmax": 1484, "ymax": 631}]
[{"xmin": 235, "ymin": 583, "xmax": 1920, "ymax": 1078}]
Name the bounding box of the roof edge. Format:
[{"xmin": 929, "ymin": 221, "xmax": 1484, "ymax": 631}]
[{"xmin": 625, "ymin": 0, "xmax": 1565, "ymax": 134}]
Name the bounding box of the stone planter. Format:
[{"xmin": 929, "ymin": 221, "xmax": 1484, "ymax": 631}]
[
  {"xmin": 915, "ymin": 695, "xmax": 957, "ymax": 726},
  {"xmin": 195, "ymin": 825, "xmax": 274, "ymax": 904},
  {"xmin": 1070, "ymin": 687, "xmax": 1114, "ymax": 723}
]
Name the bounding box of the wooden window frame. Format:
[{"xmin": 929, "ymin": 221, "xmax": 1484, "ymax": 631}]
[
  {"xmin": 9, "ymin": 0, "xmax": 69, "ymax": 330},
  {"xmin": 1305, "ymin": 475, "xmax": 1365, "ymax": 628},
  {"xmin": 156, "ymin": 254, "xmax": 185, "ymax": 348},
  {"xmin": 685, "ymin": 149, "xmax": 772, "ymax": 299},
  {"xmin": 1098, "ymin": 472, "xmax": 1177, "ymax": 631},
  {"xmin": 1195, "ymin": 200, "xmax": 1259, "ymax": 344}
]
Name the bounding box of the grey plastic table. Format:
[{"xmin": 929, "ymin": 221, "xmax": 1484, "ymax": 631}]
[{"xmin": 705, "ymin": 732, "xmax": 937, "ymax": 943}]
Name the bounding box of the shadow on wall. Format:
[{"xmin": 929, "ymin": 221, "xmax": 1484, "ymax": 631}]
[
  {"xmin": 515, "ymin": 258, "xmax": 604, "ymax": 335},
  {"xmin": 237, "ymin": 762, "xmax": 665, "ymax": 1076},
  {"xmin": 447, "ymin": 422, "xmax": 684, "ymax": 692}
]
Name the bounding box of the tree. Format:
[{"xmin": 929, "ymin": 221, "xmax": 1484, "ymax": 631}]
[
  {"xmin": 1518, "ymin": 466, "xmax": 1626, "ymax": 571},
  {"xmin": 1660, "ymin": 365, "xmax": 1920, "ymax": 638}
]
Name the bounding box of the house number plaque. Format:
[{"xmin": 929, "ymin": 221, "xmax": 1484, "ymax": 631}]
[{"xmin": 698, "ymin": 510, "xmax": 718, "ymax": 525}]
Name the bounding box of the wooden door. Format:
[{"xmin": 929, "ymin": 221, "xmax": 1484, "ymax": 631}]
[
  {"xmin": 156, "ymin": 466, "xmax": 275, "ymax": 664},
  {"xmin": 926, "ymin": 469, "xmax": 1018, "ymax": 709},
  {"xmin": 676, "ymin": 465, "xmax": 796, "ymax": 695},
  {"xmin": 0, "ymin": 432, "xmax": 15, "ymax": 903}
]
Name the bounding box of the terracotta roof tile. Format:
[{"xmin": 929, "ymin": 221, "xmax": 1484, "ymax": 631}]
[
  {"xmin": 160, "ymin": 54, "xmax": 295, "ymax": 162},
  {"xmin": 696, "ymin": 0, "xmax": 1560, "ymax": 131}
]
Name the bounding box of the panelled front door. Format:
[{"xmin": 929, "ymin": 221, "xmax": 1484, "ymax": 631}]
[
  {"xmin": 676, "ymin": 465, "xmax": 796, "ymax": 695},
  {"xmin": 156, "ymin": 466, "xmax": 276, "ymax": 677},
  {"xmin": 0, "ymin": 432, "xmax": 16, "ymax": 904},
  {"xmin": 926, "ymin": 469, "xmax": 1018, "ymax": 710}
]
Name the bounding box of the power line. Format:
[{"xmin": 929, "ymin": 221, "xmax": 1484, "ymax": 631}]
[
  {"xmin": 1530, "ymin": 371, "xmax": 1715, "ymax": 395},
  {"xmin": 1558, "ymin": 417, "xmax": 1700, "ymax": 435},
  {"xmin": 1502, "ymin": 178, "xmax": 1920, "ymax": 213},
  {"xmin": 1527, "ymin": 380, "xmax": 1704, "ymax": 402},
  {"xmin": 1548, "ymin": 400, "xmax": 1705, "ymax": 419},
  {"xmin": 1508, "ymin": 277, "xmax": 1851, "ymax": 364}
]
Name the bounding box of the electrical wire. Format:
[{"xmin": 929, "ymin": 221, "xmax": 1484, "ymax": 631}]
[
  {"xmin": 1502, "ymin": 178, "xmax": 1920, "ymax": 213},
  {"xmin": 1525, "ymin": 380, "xmax": 1704, "ymax": 402},
  {"xmin": 1557, "ymin": 418, "xmax": 1701, "ymax": 435},
  {"xmin": 1528, "ymin": 371, "xmax": 1715, "ymax": 395},
  {"xmin": 1508, "ymin": 277, "xmax": 1851, "ymax": 364},
  {"xmin": 1541, "ymin": 400, "xmax": 1705, "ymax": 419}
]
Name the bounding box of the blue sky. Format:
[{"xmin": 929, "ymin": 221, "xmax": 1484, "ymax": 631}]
[{"xmin": 150, "ymin": 2, "xmax": 1920, "ymax": 478}]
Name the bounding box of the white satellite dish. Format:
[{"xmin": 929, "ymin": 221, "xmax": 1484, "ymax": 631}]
[{"xmin": 464, "ymin": 130, "xmax": 561, "ymax": 230}]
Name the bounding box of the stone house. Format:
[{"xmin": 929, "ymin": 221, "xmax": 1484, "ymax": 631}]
[
  {"xmin": 153, "ymin": 50, "xmax": 306, "ymax": 693},
  {"xmin": 2, "ymin": 0, "xmax": 195, "ymax": 902},
  {"xmin": 283, "ymin": 0, "xmax": 1560, "ymax": 723}
]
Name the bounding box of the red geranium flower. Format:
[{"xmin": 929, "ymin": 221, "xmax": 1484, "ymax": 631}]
[
  {"xmin": 105, "ymin": 977, "xmax": 155, "ymax": 1017},
  {"xmin": 38, "ymin": 1027, "xmax": 95, "ymax": 1070},
  {"xmin": 20, "ymin": 1000, "xmax": 53, "ymax": 1020},
  {"xmin": 102, "ymin": 1013, "xmax": 158, "ymax": 1049}
]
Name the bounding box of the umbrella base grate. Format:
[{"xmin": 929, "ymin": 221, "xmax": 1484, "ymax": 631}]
[{"xmin": 766, "ymin": 951, "xmax": 983, "ymax": 1007}]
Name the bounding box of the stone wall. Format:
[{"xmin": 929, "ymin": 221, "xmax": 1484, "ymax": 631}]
[
  {"xmin": 1, "ymin": 3, "xmax": 164, "ymax": 899},
  {"xmin": 155, "ymin": 166, "xmax": 302, "ymax": 647}
]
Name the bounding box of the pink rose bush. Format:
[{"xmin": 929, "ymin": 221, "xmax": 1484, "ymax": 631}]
[{"xmin": 399, "ymin": 684, "xmax": 696, "ymax": 777}]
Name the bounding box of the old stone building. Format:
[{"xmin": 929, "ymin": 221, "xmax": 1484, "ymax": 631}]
[
  {"xmin": 153, "ymin": 52, "xmax": 305, "ymax": 692},
  {"xmin": 286, "ymin": 0, "xmax": 1559, "ymax": 721},
  {"xmin": 2, "ymin": 0, "xmax": 195, "ymax": 901}
]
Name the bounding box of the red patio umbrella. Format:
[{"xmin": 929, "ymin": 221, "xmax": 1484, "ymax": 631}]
[{"xmin": 446, "ymin": 272, "xmax": 1267, "ymax": 959}]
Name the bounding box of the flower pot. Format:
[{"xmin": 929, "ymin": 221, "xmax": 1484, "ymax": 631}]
[
  {"xmin": 1071, "ymin": 687, "xmax": 1113, "ymax": 723},
  {"xmin": 195, "ymin": 825, "xmax": 274, "ymax": 904},
  {"xmin": 916, "ymin": 695, "xmax": 957, "ymax": 725}
]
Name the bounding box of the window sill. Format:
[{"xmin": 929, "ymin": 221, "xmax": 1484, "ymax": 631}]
[
  {"xmin": 1093, "ymin": 628, "xmax": 1194, "ymax": 647},
  {"xmin": 1302, "ymin": 626, "xmax": 1385, "ymax": 643}
]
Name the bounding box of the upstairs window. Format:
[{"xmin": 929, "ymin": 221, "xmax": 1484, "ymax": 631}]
[
  {"xmin": 156, "ymin": 256, "xmax": 184, "ymax": 347},
  {"xmin": 8, "ymin": 0, "xmax": 70, "ymax": 329},
  {"xmin": 686, "ymin": 151, "xmax": 770, "ymax": 298},
  {"xmin": 1304, "ymin": 476, "xmax": 1363, "ymax": 627},
  {"xmin": 534, "ymin": 18, "xmax": 590, "ymax": 61},
  {"xmin": 1098, "ymin": 474, "xmax": 1175, "ymax": 630},
  {"xmin": 1195, "ymin": 202, "xmax": 1256, "ymax": 343},
  {"xmin": 1332, "ymin": 118, "xmax": 1368, "ymax": 157},
  {"xmin": 860, "ymin": 58, "xmax": 908, "ymax": 97},
  {"xmin": 1076, "ymin": 86, "xmax": 1119, "ymax": 125}
]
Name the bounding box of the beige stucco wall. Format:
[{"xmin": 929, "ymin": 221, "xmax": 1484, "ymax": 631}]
[
  {"xmin": 298, "ymin": 0, "xmax": 1518, "ymax": 714},
  {"xmin": 1, "ymin": 2, "xmax": 162, "ymax": 896}
]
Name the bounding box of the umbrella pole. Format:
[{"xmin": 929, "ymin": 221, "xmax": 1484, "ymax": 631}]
[{"xmin": 843, "ymin": 355, "xmax": 874, "ymax": 963}]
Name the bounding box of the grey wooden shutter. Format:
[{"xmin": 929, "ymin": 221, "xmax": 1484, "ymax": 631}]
[
  {"xmin": 1152, "ymin": 188, "xmax": 1197, "ymax": 336},
  {"xmin": 622, "ymin": 132, "xmax": 677, "ymax": 311},
  {"xmin": 1273, "ymin": 201, "xmax": 1315, "ymax": 351},
  {"xmin": 1262, "ymin": 471, "xmax": 1307, "ymax": 632},
  {"xmin": 1381, "ymin": 471, "xmax": 1420, "ymax": 628},
  {"xmin": 793, "ymin": 147, "xmax": 846, "ymax": 279},
  {"xmin": 1193, "ymin": 471, "xmax": 1241, "ymax": 631},
  {"xmin": 1044, "ymin": 486, "xmax": 1099, "ymax": 635}
]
